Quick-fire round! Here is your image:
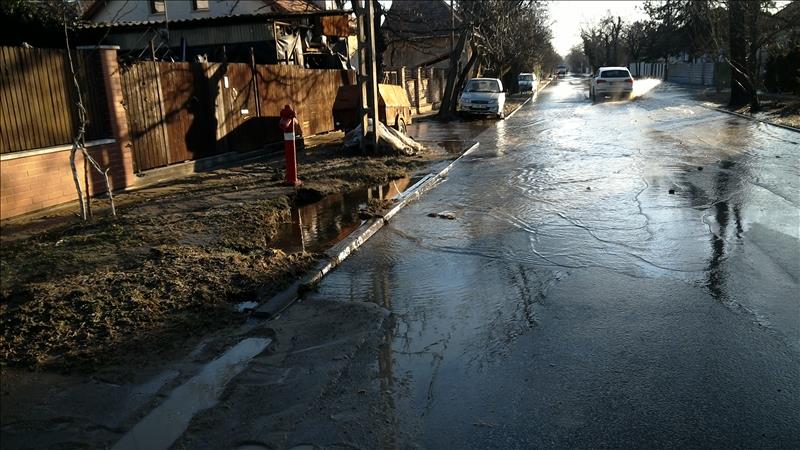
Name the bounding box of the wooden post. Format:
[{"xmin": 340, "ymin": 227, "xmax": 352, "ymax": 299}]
[
  {"xmin": 364, "ymin": 0, "xmax": 380, "ymax": 150},
  {"xmin": 429, "ymin": 67, "xmax": 435, "ymax": 104},
  {"xmin": 400, "ymin": 66, "xmax": 406, "ymax": 89},
  {"xmin": 354, "ymin": 0, "xmax": 380, "ymax": 152},
  {"xmin": 250, "ymin": 47, "xmax": 261, "ymax": 117},
  {"xmin": 414, "ymin": 66, "xmax": 421, "ymax": 114}
]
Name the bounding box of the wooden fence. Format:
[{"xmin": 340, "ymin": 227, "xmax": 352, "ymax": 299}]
[
  {"xmin": 120, "ymin": 60, "xmax": 354, "ymax": 172},
  {"xmin": 0, "ymin": 46, "xmax": 111, "ymax": 154},
  {"xmin": 384, "ymin": 66, "xmax": 447, "ymax": 114}
]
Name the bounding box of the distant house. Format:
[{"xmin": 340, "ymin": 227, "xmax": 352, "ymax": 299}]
[
  {"xmin": 79, "ymin": 0, "xmax": 353, "ymax": 67},
  {"xmin": 381, "ymin": 0, "xmax": 458, "ymax": 69}
]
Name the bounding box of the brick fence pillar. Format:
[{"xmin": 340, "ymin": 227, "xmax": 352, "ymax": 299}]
[{"xmin": 86, "ymin": 45, "xmax": 135, "ymax": 190}]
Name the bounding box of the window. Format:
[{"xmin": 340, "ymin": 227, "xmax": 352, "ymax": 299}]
[
  {"xmin": 599, "ymin": 70, "xmax": 631, "ymax": 78},
  {"xmin": 150, "ymin": 1, "xmax": 165, "ymax": 14},
  {"xmin": 192, "ymin": 0, "xmax": 209, "ymax": 10},
  {"xmin": 465, "ymin": 80, "xmax": 501, "ymax": 93}
]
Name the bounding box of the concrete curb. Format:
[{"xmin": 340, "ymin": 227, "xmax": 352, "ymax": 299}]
[
  {"xmin": 253, "ymin": 141, "xmax": 481, "ymax": 319},
  {"xmin": 703, "ymin": 105, "xmax": 800, "ymax": 133},
  {"xmin": 505, "ymin": 96, "xmax": 532, "ymax": 120}
]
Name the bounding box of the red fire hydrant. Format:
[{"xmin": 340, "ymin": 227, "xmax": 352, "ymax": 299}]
[{"xmin": 279, "ymin": 104, "xmax": 300, "ymax": 186}]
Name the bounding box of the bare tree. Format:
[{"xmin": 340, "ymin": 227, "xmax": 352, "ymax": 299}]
[
  {"xmin": 581, "ymin": 14, "xmax": 625, "ymax": 71},
  {"xmin": 437, "ymin": 0, "xmax": 554, "ymax": 117},
  {"xmin": 62, "ymin": 12, "xmax": 117, "ymax": 219},
  {"xmin": 565, "ymin": 45, "xmax": 589, "ymax": 73},
  {"xmin": 624, "ymin": 21, "xmax": 650, "ymax": 75}
]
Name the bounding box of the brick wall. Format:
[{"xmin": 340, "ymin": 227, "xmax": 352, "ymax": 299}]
[
  {"xmin": 0, "ymin": 142, "xmax": 133, "ymax": 220},
  {"xmin": 0, "ymin": 46, "xmax": 134, "ymax": 221}
]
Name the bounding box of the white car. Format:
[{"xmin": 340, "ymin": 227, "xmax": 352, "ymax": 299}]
[
  {"xmin": 518, "ymin": 72, "xmax": 537, "ymax": 93},
  {"xmin": 458, "ymin": 78, "xmax": 506, "ymax": 119},
  {"xmin": 590, "ymin": 66, "xmax": 634, "ymax": 102}
]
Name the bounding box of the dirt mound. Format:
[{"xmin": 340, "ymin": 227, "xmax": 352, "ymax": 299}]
[{"xmin": 0, "ymin": 195, "xmax": 317, "ymax": 371}]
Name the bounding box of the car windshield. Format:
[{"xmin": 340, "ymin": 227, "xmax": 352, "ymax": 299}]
[
  {"xmin": 465, "ymin": 80, "xmax": 500, "ymax": 93},
  {"xmin": 600, "ymin": 70, "xmax": 631, "ymax": 78},
  {"xmin": 519, "ymin": 74, "xmax": 533, "ymax": 81}
]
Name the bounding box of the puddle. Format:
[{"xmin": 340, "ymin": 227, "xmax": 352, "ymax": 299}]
[
  {"xmin": 272, "ymin": 176, "xmax": 421, "ymax": 253},
  {"xmin": 234, "ymin": 301, "xmax": 259, "ymax": 312},
  {"xmin": 434, "ymin": 140, "xmax": 470, "ymax": 153},
  {"xmin": 112, "ymin": 337, "xmax": 271, "ymax": 450}
]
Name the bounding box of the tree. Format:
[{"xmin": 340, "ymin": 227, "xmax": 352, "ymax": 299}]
[
  {"xmin": 580, "ymin": 14, "xmax": 625, "ymax": 71},
  {"xmin": 643, "ymin": 0, "xmax": 692, "ymax": 66},
  {"xmin": 0, "ymin": 0, "xmax": 81, "ymax": 45},
  {"xmin": 624, "ymin": 21, "xmax": 649, "ymax": 74},
  {"xmin": 460, "ymin": 0, "xmax": 552, "ymax": 79},
  {"xmin": 565, "ymin": 45, "xmax": 588, "ymax": 73},
  {"xmin": 727, "ymin": 0, "xmax": 754, "ymax": 108},
  {"xmin": 437, "ymin": 0, "xmax": 554, "ymax": 118}
]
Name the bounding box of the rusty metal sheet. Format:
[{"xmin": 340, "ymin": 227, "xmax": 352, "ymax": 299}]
[{"xmin": 320, "ymin": 15, "xmax": 352, "ymax": 37}]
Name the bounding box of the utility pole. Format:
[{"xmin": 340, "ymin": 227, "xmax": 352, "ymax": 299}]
[
  {"xmin": 450, "ymin": 0, "xmax": 454, "ymax": 56},
  {"xmin": 354, "ymin": 0, "xmax": 380, "ymax": 152}
]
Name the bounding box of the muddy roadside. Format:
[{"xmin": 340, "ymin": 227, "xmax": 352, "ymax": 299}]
[
  {"xmin": 0, "ymin": 134, "xmax": 456, "ymax": 373},
  {"xmin": 690, "ymin": 88, "xmax": 800, "ymax": 129},
  {"xmin": 1, "ymin": 299, "xmax": 399, "ymax": 450}
]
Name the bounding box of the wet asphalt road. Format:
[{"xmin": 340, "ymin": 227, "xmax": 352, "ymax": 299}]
[{"xmin": 304, "ymin": 77, "xmax": 800, "ymax": 448}]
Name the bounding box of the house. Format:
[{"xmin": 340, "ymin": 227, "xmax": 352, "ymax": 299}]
[
  {"xmin": 79, "ymin": 0, "xmax": 353, "ymax": 67},
  {"xmin": 381, "ymin": 0, "xmax": 458, "ymax": 69},
  {"xmin": 84, "ymin": 0, "xmax": 330, "ymax": 22}
]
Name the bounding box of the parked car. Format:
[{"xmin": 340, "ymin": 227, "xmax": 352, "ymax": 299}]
[
  {"xmin": 590, "ymin": 66, "xmax": 634, "ymax": 102},
  {"xmin": 518, "ymin": 72, "xmax": 537, "ymax": 93},
  {"xmin": 458, "ymin": 78, "xmax": 506, "ymax": 119}
]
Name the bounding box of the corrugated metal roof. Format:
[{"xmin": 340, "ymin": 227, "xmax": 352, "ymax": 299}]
[
  {"xmin": 77, "ymin": 10, "xmax": 351, "ymax": 30},
  {"xmin": 82, "ymin": 0, "xmax": 323, "ymax": 21}
]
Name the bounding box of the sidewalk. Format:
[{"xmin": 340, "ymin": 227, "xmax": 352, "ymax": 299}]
[{"xmin": 689, "ymin": 87, "xmax": 800, "ymax": 130}]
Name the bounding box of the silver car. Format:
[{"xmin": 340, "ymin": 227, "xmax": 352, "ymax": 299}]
[
  {"xmin": 518, "ymin": 72, "xmax": 537, "ymax": 93},
  {"xmin": 458, "ymin": 78, "xmax": 506, "ymax": 119}
]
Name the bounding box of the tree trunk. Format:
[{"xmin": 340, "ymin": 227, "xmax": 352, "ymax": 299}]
[
  {"xmin": 449, "ymin": 44, "xmax": 480, "ymax": 114},
  {"xmin": 438, "ymin": 30, "xmax": 469, "ymax": 119},
  {"xmin": 728, "ymin": 0, "xmax": 750, "ymax": 108},
  {"xmin": 746, "ymin": 0, "xmax": 761, "ymax": 111}
]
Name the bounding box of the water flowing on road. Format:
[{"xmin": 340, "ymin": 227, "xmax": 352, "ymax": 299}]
[{"xmin": 303, "ymin": 77, "xmax": 800, "ymax": 448}]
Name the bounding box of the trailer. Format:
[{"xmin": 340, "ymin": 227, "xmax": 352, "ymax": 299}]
[{"xmin": 332, "ymin": 84, "xmax": 413, "ymax": 134}]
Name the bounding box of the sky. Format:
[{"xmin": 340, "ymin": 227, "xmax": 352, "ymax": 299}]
[{"xmin": 548, "ymin": 1, "xmax": 649, "ymax": 56}]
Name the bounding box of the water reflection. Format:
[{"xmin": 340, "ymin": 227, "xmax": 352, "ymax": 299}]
[
  {"xmin": 303, "ymin": 79, "xmax": 800, "ymax": 447},
  {"xmin": 271, "ymin": 177, "xmax": 416, "ymax": 253},
  {"xmin": 706, "ymin": 160, "xmax": 744, "ymax": 302}
]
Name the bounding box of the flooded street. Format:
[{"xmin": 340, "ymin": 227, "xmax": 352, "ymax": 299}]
[
  {"xmin": 297, "ymin": 77, "xmax": 800, "ymax": 447},
  {"xmin": 5, "ymin": 78, "xmax": 798, "ymax": 450}
]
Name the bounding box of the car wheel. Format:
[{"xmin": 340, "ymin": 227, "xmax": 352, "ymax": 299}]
[{"xmin": 395, "ymin": 116, "xmax": 407, "ymax": 134}]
